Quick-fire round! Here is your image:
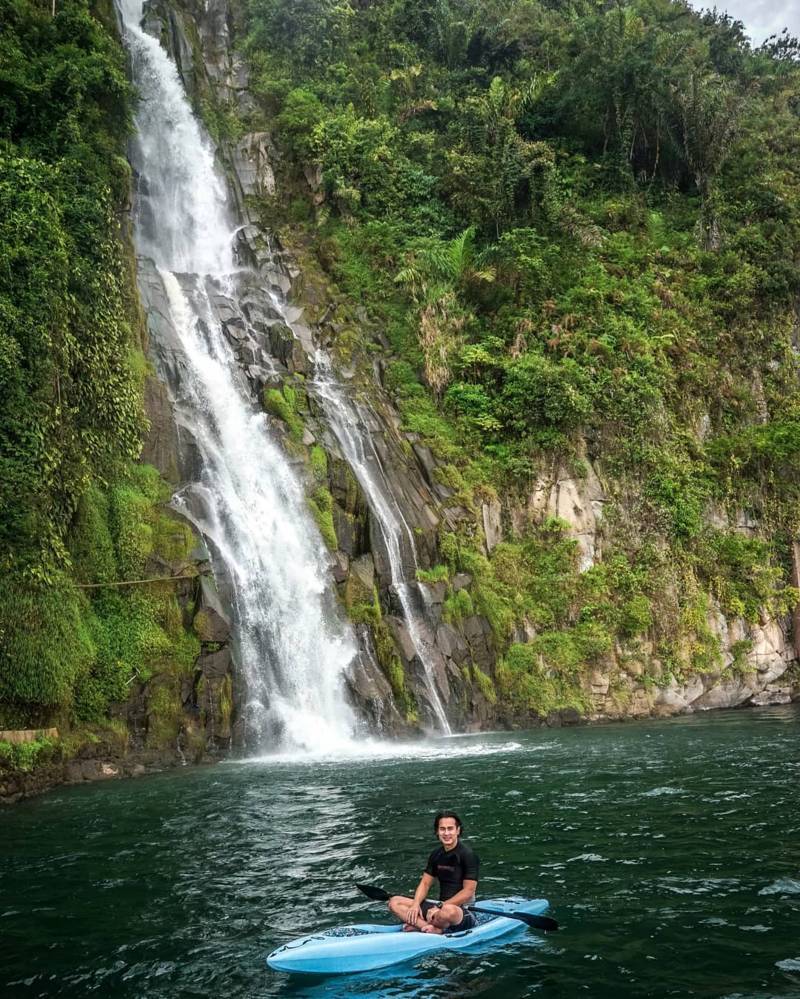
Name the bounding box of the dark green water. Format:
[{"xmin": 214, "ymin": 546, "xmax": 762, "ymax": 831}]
[{"xmin": 2, "ymin": 707, "xmax": 799, "ymax": 998}]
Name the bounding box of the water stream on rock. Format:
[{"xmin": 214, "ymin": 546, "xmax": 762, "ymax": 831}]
[
  {"xmin": 312, "ymin": 355, "xmax": 451, "ymax": 733},
  {"xmin": 118, "ymin": 0, "xmax": 358, "ymax": 752}
]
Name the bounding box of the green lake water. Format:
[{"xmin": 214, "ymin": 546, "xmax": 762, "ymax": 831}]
[{"xmin": 2, "ymin": 706, "xmax": 799, "ymax": 998}]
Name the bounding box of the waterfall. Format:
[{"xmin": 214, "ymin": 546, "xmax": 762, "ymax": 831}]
[
  {"xmin": 312, "ymin": 356, "xmax": 452, "ymax": 734},
  {"xmin": 118, "ymin": 0, "xmax": 358, "ymax": 752}
]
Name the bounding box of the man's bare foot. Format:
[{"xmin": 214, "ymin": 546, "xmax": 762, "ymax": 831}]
[{"xmin": 420, "ymin": 922, "xmax": 443, "ymax": 934}]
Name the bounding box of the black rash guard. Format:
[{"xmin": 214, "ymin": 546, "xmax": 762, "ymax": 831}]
[{"xmin": 424, "ymin": 840, "xmax": 480, "ymax": 902}]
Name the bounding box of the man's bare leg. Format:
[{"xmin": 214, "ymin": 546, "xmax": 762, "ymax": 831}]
[
  {"xmin": 387, "ymin": 895, "xmax": 438, "ymax": 932},
  {"xmin": 426, "ymin": 902, "xmax": 465, "ymax": 934}
]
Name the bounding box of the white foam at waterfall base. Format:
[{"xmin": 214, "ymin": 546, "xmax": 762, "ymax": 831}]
[
  {"xmin": 235, "ymin": 738, "xmax": 526, "ymax": 767},
  {"xmin": 118, "ymin": 0, "xmax": 360, "ymax": 754}
]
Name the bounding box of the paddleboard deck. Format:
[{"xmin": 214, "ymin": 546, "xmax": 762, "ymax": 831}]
[{"xmin": 266, "ymin": 896, "xmax": 550, "ymax": 974}]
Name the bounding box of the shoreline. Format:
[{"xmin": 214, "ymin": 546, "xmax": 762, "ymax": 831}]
[{"xmin": 3, "ymin": 695, "xmax": 797, "ymax": 806}]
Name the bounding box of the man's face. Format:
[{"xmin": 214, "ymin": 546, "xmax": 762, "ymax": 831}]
[{"xmin": 437, "ymin": 817, "xmax": 460, "ymax": 849}]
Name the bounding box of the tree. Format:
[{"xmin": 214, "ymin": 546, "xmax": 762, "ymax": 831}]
[
  {"xmin": 445, "ymin": 76, "xmax": 555, "ymax": 237},
  {"xmin": 676, "ymin": 72, "xmax": 747, "ymax": 249}
]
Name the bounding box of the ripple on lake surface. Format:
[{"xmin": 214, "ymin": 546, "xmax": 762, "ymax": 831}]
[
  {"xmin": 1, "ymin": 706, "xmax": 799, "ymax": 998},
  {"xmin": 759, "ymin": 878, "xmax": 800, "ymax": 896}
]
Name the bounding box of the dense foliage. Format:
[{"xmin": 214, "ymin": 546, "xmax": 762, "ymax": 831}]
[
  {"xmin": 243, "ymin": 0, "xmax": 800, "ymax": 706},
  {"xmin": 2, "ymin": 0, "xmax": 798, "ymax": 728},
  {"xmin": 0, "ymin": 0, "xmax": 197, "ymax": 727}
]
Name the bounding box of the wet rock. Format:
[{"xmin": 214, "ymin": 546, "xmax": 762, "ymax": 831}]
[
  {"xmin": 331, "ymin": 552, "xmax": 349, "ymax": 584},
  {"xmin": 421, "ymin": 581, "xmax": 447, "ymax": 607},
  {"xmin": 199, "ymin": 574, "xmax": 230, "ymax": 622},
  {"xmin": 387, "ymin": 616, "xmax": 417, "ymax": 662},
  {"xmin": 234, "ymin": 224, "xmax": 273, "ymax": 269},
  {"xmin": 655, "ymin": 675, "xmax": 707, "ymax": 713},
  {"xmin": 263, "ymin": 266, "xmax": 292, "ymax": 298},
  {"xmin": 750, "ymin": 684, "xmax": 792, "ymax": 706},
  {"xmin": 231, "ymin": 132, "xmax": 277, "ymax": 200},
  {"xmin": 344, "ymin": 554, "xmax": 375, "ymax": 606},
  {"xmin": 141, "ymin": 376, "xmax": 180, "ymax": 486},
  {"xmin": 435, "ymin": 623, "xmax": 469, "ymax": 665},
  {"xmin": 333, "ymin": 506, "xmax": 358, "ymax": 557},
  {"xmin": 351, "ymin": 554, "xmax": 375, "ymax": 593},
  {"xmin": 197, "ymin": 648, "xmax": 232, "ymax": 679},
  {"xmin": 223, "ymin": 319, "xmax": 247, "ymax": 342},
  {"xmin": 210, "ymin": 293, "xmax": 239, "ymax": 325},
  {"xmin": 482, "ymin": 498, "xmax": 503, "ymax": 553},
  {"xmin": 412, "ymin": 443, "xmax": 437, "ymax": 489},
  {"xmin": 245, "ymin": 365, "xmax": 275, "ymax": 392},
  {"xmin": 292, "ymin": 322, "xmax": 316, "ymax": 357},
  {"xmin": 265, "ymin": 321, "xmax": 308, "ymax": 373},
  {"xmin": 346, "ymin": 628, "xmax": 409, "ymax": 736},
  {"xmin": 462, "ymin": 615, "xmax": 494, "ymax": 669},
  {"xmin": 193, "ymin": 606, "xmax": 230, "ymax": 643},
  {"xmin": 241, "ymin": 297, "xmax": 285, "ymax": 330}
]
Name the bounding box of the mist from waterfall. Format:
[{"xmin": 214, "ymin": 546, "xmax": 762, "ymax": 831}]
[{"xmin": 118, "ymin": 0, "xmax": 358, "ymax": 752}]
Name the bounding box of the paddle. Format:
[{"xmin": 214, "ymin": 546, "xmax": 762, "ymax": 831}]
[{"xmin": 355, "ymin": 883, "xmax": 559, "ymax": 931}]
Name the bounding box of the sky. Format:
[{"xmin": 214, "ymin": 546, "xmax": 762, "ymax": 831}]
[{"xmin": 687, "ymin": 1, "xmax": 800, "ymax": 45}]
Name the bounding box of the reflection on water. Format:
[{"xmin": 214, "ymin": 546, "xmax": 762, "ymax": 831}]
[{"xmin": 1, "ymin": 706, "xmax": 799, "ymax": 998}]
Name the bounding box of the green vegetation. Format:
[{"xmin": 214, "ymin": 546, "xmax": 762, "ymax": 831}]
[
  {"xmin": 309, "ymin": 444, "xmax": 329, "ymax": 483},
  {"xmin": 439, "ymin": 518, "xmax": 660, "ymax": 708},
  {"xmin": 1, "ymin": 0, "xmax": 141, "ymax": 581},
  {"xmin": 307, "ymin": 485, "xmax": 338, "ymax": 550},
  {"xmin": 0, "ymin": 0, "xmax": 199, "ymax": 735},
  {"xmin": 244, "ymin": 0, "xmax": 800, "ymax": 715},
  {"xmin": 0, "ymin": 460, "xmax": 200, "ymax": 725},
  {"xmin": 416, "ymin": 564, "xmax": 450, "ymax": 584},
  {"xmin": 244, "ymin": 0, "xmax": 800, "ymax": 500},
  {"xmin": 2, "ymin": 0, "xmax": 799, "ymax": 736},
  {"xmin": 471, "ymin": 665, "xmax": 497, "ymax": 705},
  {"xmin": 263, "ymin": 383, "xmax": 305, "ymax": 440},
  {"xmin": 0, "ymin": 735, "xmax": 59, "ymax": 773}
]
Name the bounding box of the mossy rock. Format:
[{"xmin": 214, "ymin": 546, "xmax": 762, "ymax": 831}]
[
  {"xmin": 308, "ymin": 486, "xmax": 338, "ymax": 550},
  {"xmin": 344, "ymin": 556, "xmax": 375, "ymax": 609},
  {"xmin": 192, "ymin": 607, "xmax": 230, "ymax": 643},
  {"xmin": 145, "ymin": 680, "xmax": 184, "ymax": 748}
]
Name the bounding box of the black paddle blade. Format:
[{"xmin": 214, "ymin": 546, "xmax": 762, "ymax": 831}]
[
  {"xmin": 355, "ymin": 883, "xmax": 391, "ymax": 902},
  {"xmin": 468, "ymin": 905, "xmax": 559, "ymax": 931},
  {"xmin": 510, "ymin": 912, "xmax": 559, "ymax": 931}
]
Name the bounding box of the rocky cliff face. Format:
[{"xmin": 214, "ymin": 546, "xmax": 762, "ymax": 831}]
[
  {"xmin": 502, "ymin": 460, "xmax": 798, "ymax": 718},
  {"xmin": 135, "ymin": 0, "xmax": 799, "ymax": 737}
]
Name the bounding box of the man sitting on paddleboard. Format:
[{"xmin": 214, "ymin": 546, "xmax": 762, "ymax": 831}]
[{"xmin": 388, "ymin": 810, "xmax": 479, "ymax": 934}]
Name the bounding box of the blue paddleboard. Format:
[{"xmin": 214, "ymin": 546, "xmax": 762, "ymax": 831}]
[{"xmin": 266, "ymin": 896, "xmax": 550, "ymax": 974}]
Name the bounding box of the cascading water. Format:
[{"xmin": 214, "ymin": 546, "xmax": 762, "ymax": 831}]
[
  {"xmin": 118, "ymin": 0, "xmax": 358, "ymax": 752},
  {"xmin": 312, "ymin": 356, "xmax": 452, "ymax": 734}
]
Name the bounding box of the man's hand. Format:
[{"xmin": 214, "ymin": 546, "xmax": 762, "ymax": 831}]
[{"xmin": 405, "ymin": 903, "xmax": 423, "ymax": 926}]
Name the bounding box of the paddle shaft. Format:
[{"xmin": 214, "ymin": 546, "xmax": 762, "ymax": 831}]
[{"xmin": 355, "ymin": 883, "xmax": 558, "ymax": 931}]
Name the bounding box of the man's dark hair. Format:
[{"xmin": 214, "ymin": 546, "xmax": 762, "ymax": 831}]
[{"xmin": 433, "ymin": 810, "xmax": 464, "ymax": 835}]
